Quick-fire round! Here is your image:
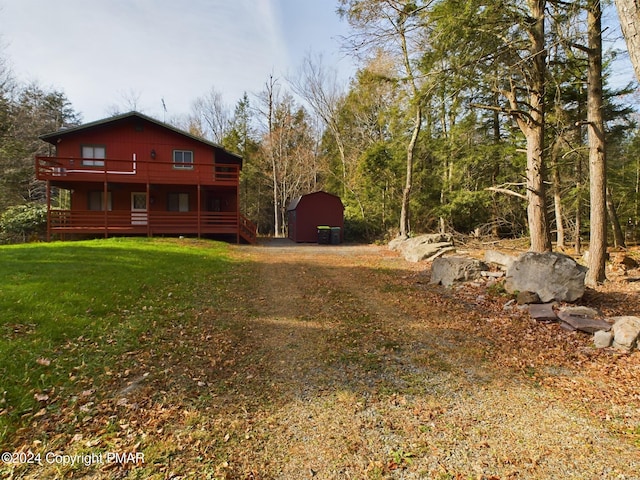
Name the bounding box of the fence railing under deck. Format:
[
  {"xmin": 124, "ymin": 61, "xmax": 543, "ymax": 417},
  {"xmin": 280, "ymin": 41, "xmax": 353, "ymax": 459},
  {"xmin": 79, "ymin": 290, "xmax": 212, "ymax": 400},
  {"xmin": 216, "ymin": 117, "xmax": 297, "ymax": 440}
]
[{"xmin": 48, "ymin": 210, "xmax": 256, "ymax": 242}]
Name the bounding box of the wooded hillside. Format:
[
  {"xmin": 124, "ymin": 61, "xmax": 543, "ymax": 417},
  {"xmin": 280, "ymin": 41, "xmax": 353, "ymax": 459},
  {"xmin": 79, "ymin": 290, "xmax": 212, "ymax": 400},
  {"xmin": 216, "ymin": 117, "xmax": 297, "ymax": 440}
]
[{"xmin": 1, "ymin": 0, "xmax": 640, "ymax": 260}]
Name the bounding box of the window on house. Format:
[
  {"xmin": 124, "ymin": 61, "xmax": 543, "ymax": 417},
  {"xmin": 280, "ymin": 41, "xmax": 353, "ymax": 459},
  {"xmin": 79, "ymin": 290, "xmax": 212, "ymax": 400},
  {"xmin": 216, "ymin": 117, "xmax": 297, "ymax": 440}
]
[
  {"xmin": 167, "ymin": 193, "xmax": 189, "ymax": 212},
  {"xmin": 81, "ymin": 145, "xmax": 106, "ymax": 166},
  {"xmin": 88, "ymin": 191, "xmax": 112, "ymax": 211},
  {"xmin": 173, "ymin": 150, "xmax": 193, "ymax": 169}
]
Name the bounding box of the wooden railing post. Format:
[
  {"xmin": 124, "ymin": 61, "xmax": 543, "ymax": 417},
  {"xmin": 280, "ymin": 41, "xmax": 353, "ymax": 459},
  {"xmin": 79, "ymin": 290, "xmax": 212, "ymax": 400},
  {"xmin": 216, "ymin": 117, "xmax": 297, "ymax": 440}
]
[{"xmin": 46, "ymin": 180, "xmax": 51, "ymax": 242}]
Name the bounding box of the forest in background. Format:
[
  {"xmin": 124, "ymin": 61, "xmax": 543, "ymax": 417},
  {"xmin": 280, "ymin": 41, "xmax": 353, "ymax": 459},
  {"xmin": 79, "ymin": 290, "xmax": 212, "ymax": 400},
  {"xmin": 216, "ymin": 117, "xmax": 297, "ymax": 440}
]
[{"xmin": 2, "ymin": 0, "xmax": 640, "ymax": 262}]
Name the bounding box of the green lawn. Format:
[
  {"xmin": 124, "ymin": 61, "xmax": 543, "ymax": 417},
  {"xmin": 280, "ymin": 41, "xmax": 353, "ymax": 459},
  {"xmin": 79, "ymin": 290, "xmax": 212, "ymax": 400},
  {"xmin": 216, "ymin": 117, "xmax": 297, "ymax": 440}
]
[{"xmin": 0, "ymin": 237, "xmax": 234, "ymax": 446}]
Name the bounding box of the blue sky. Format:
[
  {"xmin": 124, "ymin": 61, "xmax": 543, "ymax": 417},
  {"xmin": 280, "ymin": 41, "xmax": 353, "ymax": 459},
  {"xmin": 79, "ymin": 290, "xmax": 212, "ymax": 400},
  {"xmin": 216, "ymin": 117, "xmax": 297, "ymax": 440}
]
[
  {"xmin": 0, "ymin": 0, "xmax": 355, "ymax": 122},
  {"xmin": 0, "ymin": 1, "xmax": 636, "ymax": 124}
]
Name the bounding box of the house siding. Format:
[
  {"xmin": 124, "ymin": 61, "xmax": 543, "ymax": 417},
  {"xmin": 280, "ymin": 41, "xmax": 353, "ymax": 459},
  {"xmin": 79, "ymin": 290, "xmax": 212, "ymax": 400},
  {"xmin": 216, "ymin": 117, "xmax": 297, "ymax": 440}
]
[
  {"xmin": 37, "ymin": 112, "xmax": 255, "ymax": 243},
  {"xmin": 53, "ymin": 118, "xmax": 216, "ymax": 178}
]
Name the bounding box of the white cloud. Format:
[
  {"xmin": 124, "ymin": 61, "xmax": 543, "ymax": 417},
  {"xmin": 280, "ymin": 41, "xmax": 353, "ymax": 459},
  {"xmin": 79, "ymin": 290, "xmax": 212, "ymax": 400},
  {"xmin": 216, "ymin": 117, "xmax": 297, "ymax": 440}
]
[{"xmin": 0, "ymin": 0, "xmax": 347, "ymax": 122}]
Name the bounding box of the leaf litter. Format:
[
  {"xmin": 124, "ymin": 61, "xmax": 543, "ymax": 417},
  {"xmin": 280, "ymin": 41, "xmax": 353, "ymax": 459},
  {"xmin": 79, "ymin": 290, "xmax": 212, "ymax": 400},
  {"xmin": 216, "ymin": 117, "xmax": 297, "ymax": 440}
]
[{"xmin": 3, "ymin": 241, "xmax": 640, "ymax": 479}]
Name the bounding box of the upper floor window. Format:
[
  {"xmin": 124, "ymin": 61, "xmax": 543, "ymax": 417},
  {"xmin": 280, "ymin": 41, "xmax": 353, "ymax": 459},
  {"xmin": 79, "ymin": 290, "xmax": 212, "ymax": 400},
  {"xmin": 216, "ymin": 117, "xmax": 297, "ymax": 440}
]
[
  {"xmin": 82, "ymin": 145, "xmax": 106, "ymax": 166},
  {"xmin": 173, "ymin": 150, "xmax": 193, "ymax": 169}
]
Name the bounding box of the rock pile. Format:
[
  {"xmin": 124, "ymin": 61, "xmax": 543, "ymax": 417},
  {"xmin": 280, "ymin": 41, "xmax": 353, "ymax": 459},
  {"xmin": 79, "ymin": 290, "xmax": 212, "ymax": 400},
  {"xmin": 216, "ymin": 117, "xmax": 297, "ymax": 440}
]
[
  {"xmin": 526, "ymin": 304, "xmax": 640, "ymax": 352},
  {"xmin": 425, "ymin": 248, "xmax": 640, "ymax": 353}
]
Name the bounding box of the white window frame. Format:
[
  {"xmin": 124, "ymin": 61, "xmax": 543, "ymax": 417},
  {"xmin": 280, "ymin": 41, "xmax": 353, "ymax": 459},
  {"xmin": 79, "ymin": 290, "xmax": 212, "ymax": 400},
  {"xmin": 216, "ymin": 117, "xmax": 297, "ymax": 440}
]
[
  {"xmin": 173, "ymin": 150, "xmax": 194, "ymax": 169},
  {"xmin": 81, "ymin": 145, "xmax": 106, "ymax": 167}
]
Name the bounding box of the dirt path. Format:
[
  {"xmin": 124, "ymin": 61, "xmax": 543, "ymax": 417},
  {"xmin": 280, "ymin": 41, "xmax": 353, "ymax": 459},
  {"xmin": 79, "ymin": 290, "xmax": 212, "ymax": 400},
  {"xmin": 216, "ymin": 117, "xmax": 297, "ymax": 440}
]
[
  {"xmin": 10, "ymin": 240, "xmax": 639, "ymax": 479},
  {"xmin": 221, "ymin": 241, "xmax": 640, "ymax": 479}
]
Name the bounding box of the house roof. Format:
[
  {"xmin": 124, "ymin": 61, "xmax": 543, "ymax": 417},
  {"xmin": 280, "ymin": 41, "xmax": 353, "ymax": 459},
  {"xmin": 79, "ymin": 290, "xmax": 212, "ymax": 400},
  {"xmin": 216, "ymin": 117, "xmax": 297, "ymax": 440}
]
[{"xmin": 39, "ymin": 110, "xmax": 243, "ymax": 166}]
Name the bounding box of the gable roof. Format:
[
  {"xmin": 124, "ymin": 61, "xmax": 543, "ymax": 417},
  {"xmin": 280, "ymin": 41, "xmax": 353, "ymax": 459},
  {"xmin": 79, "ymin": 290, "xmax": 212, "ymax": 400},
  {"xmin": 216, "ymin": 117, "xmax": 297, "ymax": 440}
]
[
  {"xmin": 287, "ymin": 191, "xmax": 344, "ymax": 211},
  {"xmin": 39, "ymin": 111, "xmax": 243, "ymax": 166}
]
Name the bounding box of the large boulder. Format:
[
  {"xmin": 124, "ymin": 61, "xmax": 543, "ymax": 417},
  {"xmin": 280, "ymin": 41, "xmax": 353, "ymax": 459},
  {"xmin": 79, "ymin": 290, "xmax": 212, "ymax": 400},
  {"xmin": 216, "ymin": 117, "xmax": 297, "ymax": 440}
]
[
  {"xmin": 389, "ymin": 234, "xmax": 454, "ymax": 262},
  {"xmin": 505, "ymin": 252, "xmax": 587, "ymax": 303},
  {"xmin": 430, "ymin": 257, "xmax": 489, "ymax": 287}
]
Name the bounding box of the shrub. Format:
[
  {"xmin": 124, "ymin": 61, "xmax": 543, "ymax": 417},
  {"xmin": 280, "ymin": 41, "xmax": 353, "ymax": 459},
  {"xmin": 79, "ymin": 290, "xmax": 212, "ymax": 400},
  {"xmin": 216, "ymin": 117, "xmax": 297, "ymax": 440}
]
[{"xmin": 0, "ymin": 203, "xmax": 47, "ymax": 243}]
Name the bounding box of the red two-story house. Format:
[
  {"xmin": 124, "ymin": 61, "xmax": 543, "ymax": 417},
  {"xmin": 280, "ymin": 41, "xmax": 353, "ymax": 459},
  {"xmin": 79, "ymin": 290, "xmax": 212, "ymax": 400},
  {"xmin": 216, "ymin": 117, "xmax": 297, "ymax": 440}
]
[{"xmin": 36, "ymin": 111, "xmax": 256, "ymax": 243}]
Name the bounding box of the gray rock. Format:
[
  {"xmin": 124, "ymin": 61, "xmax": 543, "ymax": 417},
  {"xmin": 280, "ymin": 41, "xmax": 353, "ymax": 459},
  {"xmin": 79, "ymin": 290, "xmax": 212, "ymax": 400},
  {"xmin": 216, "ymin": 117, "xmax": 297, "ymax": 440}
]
[
  {"xmin": 484, "ymin": 250, "xmax": 516, "ymax": 269},
  {"xmin": 528, "ymin": 303, "xmax": 557, "ymax": 321},
  {"xmin": 389, "ymin": 234, "xmax": 454, "ymax": 262},
  {"xmin": 556, "ymin": 308, "xmax": 612, "ymax": 334},
  {"xmin": 558, "ymin": 306, "xmax": 600, "ymax": 318},
  {"xmin": 517, "ymin": 291, "xmax": 541, "ymax": 305},
  {"xmin": 505, "ymin": 252, "xmax": 587, "ymax": 303},
  {"xmin": 387, "ymin": 236, "xmax": 408, "ymax": 252},
  {"xmin": 611, "ymin": 316, "xmax": 640, "ymax": 352},
  {"xmin": 405, "ymin": 242, "xmax": 455, "ymax": 262},
  {"xmin": 594, "ymin": 330, "xmax": 613, "ymax": 349},
  {"xmin": 389, "ymin": 233, "xmax": 452, "ymax": 251},
  {"xmin": 430, "ymin": 257, "xmax": 489, "ymax": 287}
]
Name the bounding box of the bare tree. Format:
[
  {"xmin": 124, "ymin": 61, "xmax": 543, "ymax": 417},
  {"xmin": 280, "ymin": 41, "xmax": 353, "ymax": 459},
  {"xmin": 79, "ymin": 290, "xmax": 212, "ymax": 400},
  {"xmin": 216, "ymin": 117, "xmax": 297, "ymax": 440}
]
[
  {"xmin": 258, "ymin": 75, "xmax": 282, "ymax": 236},
  {"xmin": 189, "ymin": 87, "xmax": 230, "ymax": 144},
  {"xmin": 290, "ymin": 53, "xmax": 348, "ymax": 193},
  {"xmin": 106, "ymin": 88, "xmax": 143, "ymax": 116}
]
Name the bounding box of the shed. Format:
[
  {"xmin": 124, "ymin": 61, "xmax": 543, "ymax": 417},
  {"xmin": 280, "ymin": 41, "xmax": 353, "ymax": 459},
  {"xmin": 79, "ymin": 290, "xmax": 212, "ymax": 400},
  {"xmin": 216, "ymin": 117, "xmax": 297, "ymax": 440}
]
[{"xmin": 287, "ymin": 191, "xmax": 344, "ymax": 243}]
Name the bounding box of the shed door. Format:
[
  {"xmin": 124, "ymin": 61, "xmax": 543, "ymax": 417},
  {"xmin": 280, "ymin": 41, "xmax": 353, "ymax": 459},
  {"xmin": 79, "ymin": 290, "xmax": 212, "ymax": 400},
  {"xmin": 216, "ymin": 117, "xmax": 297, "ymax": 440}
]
[{"xmin": 131, "ymin": 192, "xmax": 148, "ymax": 225}]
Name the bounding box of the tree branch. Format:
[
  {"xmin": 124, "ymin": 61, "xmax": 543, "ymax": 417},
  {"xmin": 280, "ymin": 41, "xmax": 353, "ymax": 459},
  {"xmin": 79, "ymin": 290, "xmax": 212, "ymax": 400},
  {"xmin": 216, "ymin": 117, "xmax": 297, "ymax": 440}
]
[
  {"xmin": 470, "ymin": 103, "xmax": 534, "ymax": 124},
  {"xmin": 485, "ymin": 186, "xmax": 527, "ymax": 200}
]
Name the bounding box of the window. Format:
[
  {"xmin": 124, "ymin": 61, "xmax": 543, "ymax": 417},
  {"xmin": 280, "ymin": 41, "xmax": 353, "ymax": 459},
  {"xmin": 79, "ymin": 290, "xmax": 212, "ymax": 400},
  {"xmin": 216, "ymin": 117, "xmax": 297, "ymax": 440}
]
[
  {"xmin": 88, "ymin": 191, "xmax": 112, "ymax": 211},
  {"xmin": 173, "ymin": 150, "xmax": 193, "ymax": 169},
  {"xmin": 167, "ymin": 193, "xmax": 189, "ymax": 212},
  {"xmin": 81, "ymin": 145, "xmax": 106, "ymax": 166}
]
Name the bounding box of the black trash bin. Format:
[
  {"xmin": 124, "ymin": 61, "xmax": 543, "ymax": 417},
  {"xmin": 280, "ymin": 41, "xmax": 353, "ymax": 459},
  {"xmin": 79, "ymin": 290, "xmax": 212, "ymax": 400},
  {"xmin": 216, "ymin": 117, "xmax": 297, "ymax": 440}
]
[
  {"xmin": 317, "ymin": 226, "xmax": 331, "ymax": 244},
  {"xmin": 330, "ymin": 227, "xmax": 341, "ymax": 244}
]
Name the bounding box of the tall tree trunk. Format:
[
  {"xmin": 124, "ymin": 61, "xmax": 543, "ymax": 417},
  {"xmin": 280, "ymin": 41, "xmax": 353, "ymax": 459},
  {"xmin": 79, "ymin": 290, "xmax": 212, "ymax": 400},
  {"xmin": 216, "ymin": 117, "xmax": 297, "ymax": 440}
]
[
  {"xmin": 606, "ymin": 186, "xmax": 626, "ymax": 248},
  {"xmin": 575, "ymin": 156, "xmax": 583, "ymax": 255},
  {"xmin": 264, "ymin": 76, "xmax": 281, "ymax": 238},
  {"xmin": 615, "ymin": 0, "xmax": 640, "ymax": 83},
  {"xmin": 550, "ymin": 139, "xmax": 565, "ymax": 249},
  {"xmin": 586, "ymin": 0, "xmax": 607, "ymax": 286},
  {"xmin": 525, "ymin": 0, "xmax": 552, "ymax": 252},
  {"xmin": 400, "ymin": 105, "xmax": 421, "ymax": 237},
  {"xmin": 398, "ymin": 7, "xmax": 421, "ymax": 239}
]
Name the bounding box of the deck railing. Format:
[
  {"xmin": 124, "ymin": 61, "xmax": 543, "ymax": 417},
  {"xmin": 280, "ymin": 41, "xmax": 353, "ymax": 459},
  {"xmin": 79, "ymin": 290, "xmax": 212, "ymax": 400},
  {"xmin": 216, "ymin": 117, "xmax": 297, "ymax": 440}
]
[
  {"xmin": 36, "ymin": 156, "xmax": 240, "ymax": 186},
  {"xmin": 48, "ymin": 209, "xmax": 255, "ymax": 242},
  {"xmin": 239, "ymin": 213, "xmax": 258, "ymax": 244}
]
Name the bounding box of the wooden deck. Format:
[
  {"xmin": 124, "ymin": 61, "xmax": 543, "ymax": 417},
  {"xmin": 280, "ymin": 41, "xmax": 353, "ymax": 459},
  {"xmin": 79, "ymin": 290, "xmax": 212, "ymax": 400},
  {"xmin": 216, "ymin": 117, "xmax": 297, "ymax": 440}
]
[
  {"xmin": 36, "ymin": 156, "xmax": 239, "ymax": 186},
  {"xmin": 47, "ymin": 210, "xmax": 257, "ymax": 244}
]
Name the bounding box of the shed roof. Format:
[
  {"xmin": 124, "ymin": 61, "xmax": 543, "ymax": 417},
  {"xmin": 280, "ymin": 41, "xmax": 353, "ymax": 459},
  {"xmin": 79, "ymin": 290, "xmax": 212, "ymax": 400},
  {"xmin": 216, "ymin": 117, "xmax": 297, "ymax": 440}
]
[
  {"xmin": 287, "ymin": 196, "xmax": 302, "ymax": 211},
  {"xmin": 286, "ymin": 191, "xmax": 343, "ymax": 212},
  {"xmin": 39, "ymin": 111, "xmax": 243, "ymax": 167}
]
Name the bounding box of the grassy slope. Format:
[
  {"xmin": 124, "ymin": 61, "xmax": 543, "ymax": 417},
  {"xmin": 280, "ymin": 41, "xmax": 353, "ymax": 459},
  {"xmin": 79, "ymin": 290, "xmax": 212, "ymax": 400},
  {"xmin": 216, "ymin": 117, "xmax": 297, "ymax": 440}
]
[
  {"xmin": 0, "ymin": 238, "xmax": 233, "ymax": 446},
  {"xmin": 2, "ymin": 240, "xmax": 639, "ymax": 479}
]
